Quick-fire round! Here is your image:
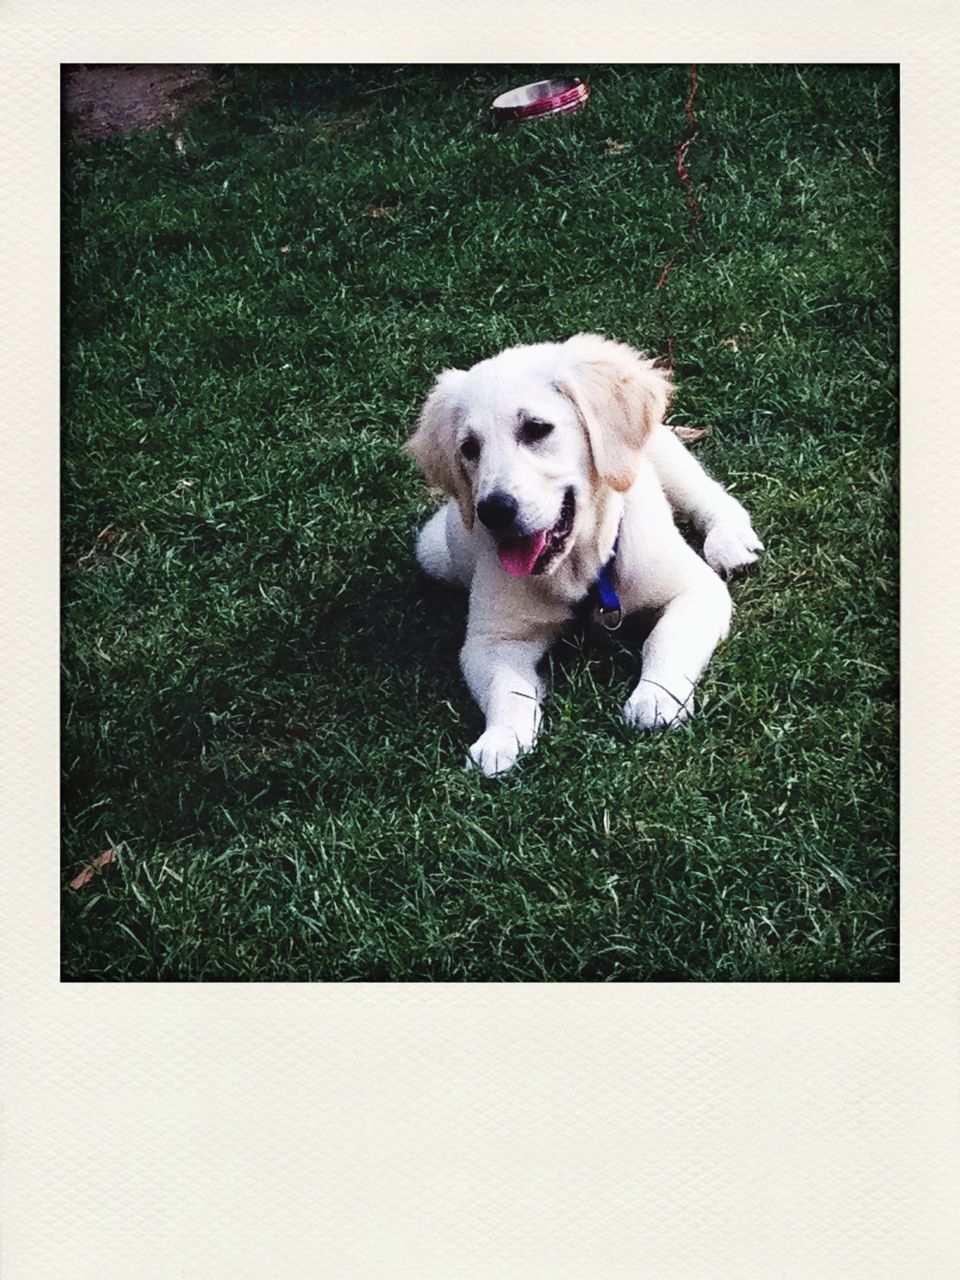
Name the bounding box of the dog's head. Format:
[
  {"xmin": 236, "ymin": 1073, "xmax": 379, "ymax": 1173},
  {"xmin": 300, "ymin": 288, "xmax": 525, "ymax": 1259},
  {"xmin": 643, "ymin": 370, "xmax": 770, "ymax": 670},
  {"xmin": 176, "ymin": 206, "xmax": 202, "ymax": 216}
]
[{"xmin": 407, "ymin": 334, "xmax": 672, "ymax": 577}]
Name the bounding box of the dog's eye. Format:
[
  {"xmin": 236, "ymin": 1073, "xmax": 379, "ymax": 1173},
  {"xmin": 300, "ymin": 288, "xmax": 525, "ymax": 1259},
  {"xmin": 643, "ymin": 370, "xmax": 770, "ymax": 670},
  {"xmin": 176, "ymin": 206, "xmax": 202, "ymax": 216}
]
[
  {"xmin": 520, "ymin": 418, "xmax": 554, "ymax": 444},
  {"xmin": 460, "ymin": 434, "xmax": 481, "ymax": 462}
]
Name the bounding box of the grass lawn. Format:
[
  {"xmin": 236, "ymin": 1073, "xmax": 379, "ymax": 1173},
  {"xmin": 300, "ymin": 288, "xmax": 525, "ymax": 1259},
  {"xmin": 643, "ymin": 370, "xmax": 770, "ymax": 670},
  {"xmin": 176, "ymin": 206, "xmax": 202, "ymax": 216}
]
[{"xmin": 61, "ymin": 64, "xmax": 898, "ymax": 981}]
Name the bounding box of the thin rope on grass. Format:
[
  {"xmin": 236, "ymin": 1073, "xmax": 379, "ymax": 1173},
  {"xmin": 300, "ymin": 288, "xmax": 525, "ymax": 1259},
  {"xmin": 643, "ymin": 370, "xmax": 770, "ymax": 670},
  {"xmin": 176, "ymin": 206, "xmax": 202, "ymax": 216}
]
[
  {"xmin": 656, "ymin": 63, "xmax": 703, "ymax": 368},
  {"xmin": 678, "ymin": 63, "xmax": 703, "ymax": 235}
]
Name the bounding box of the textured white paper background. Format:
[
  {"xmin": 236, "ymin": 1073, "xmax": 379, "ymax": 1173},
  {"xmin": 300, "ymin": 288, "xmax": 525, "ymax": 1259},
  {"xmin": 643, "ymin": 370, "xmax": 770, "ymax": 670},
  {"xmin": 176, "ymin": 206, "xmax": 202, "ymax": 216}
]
[{"xmin": 2, "ymin": 2, "xmax": 958, "ymax": 1276}]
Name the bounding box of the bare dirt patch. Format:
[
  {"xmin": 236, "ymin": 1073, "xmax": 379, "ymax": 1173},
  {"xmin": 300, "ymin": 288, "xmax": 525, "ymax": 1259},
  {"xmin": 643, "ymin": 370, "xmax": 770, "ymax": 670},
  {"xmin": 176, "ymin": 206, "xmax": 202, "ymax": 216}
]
[{"xmin": 63, "ymin": 64, "xmax": 221, "ymax": 141}]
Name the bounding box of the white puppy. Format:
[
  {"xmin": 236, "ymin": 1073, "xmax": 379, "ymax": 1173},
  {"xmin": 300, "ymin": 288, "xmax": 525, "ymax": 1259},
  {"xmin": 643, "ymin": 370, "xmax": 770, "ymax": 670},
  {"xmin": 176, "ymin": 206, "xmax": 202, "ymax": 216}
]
[{"xmin": 407, "ymin": 334, "xmax": 763, "ymax": 776}]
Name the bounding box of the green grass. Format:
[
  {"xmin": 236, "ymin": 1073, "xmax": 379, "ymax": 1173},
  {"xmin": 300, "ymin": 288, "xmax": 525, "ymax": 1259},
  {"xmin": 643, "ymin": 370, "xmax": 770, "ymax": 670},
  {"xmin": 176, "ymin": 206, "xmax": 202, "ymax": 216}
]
[{"xmin": 61, "ymin": 64, "xmax": 898, "ymax": 981}]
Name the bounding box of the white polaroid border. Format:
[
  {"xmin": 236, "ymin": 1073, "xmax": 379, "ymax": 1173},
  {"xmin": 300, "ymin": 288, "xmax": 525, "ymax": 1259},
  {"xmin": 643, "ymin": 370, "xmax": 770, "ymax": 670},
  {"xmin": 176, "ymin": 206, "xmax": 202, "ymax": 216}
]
[{"xmin": 2, "ymin": 2, "xmax": 958, "ymax": 1276}]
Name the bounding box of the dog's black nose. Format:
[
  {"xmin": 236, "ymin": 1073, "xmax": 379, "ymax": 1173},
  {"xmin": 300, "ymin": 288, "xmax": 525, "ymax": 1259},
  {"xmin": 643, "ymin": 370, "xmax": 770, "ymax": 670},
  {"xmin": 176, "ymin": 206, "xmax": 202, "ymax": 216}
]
[{"xmin": 476, "ymin": 491, "xmax": 519, "ymax": 534}]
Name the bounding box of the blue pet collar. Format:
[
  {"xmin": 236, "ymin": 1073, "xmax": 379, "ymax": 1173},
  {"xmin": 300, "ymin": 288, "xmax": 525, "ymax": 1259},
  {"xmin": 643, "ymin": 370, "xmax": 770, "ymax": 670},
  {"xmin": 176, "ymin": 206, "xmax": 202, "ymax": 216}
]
[{"xmin": 592, "ymin": 535, "xmax": 622, "ymax": 630}]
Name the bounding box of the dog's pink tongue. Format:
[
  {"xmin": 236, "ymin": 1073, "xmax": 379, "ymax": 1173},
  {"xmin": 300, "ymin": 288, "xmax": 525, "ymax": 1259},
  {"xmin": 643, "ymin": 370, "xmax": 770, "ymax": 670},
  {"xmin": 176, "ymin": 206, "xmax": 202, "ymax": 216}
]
[{"xmin": 497, "ymin": 530, "xmax": 547, "ymax": 577}]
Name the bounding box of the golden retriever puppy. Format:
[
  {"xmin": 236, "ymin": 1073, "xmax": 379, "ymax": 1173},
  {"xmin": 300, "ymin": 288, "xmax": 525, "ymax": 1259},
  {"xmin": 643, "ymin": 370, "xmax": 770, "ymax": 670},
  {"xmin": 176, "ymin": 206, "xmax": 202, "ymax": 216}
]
[{"xmin": 407, "ymin": 334, "xmax": 762, "ymax": 776}]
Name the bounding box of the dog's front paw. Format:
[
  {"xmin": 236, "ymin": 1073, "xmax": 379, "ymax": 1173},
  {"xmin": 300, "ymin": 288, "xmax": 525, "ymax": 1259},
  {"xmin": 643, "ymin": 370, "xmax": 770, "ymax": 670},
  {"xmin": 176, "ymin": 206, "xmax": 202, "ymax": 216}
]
[
  {"xmin": 466, "ymin": 727, "xmax": 526, "ymax": 777},
  {"xmin": 623, "ymin": 681, "xmax": 694, "ymax": 732},
  {"xmin": 703, "ymin": 520, "xmax": 764, "ymax": 581}
]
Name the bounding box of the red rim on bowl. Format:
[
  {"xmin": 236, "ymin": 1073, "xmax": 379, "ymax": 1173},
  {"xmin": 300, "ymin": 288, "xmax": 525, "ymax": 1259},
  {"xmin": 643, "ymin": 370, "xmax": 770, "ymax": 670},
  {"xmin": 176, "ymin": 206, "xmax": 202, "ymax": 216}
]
[{"xmin": 490, "ymin": 77, "xmax": 590, "ymax": 127}]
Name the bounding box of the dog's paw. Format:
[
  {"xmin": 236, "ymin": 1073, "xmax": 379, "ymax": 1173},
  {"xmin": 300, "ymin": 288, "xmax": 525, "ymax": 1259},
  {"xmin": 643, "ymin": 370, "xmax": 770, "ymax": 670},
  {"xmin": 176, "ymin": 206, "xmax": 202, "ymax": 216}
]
[
  {"xmin": 466, "ymin": 727, "xmax": 526, "ymax": 777},
  {"xmin": 622, "ymin": 681, "xmax": 694, "ymax": 732},
  {"xmin": 703, "ymin": 521, "xmax": 764, "ymax": 581}
]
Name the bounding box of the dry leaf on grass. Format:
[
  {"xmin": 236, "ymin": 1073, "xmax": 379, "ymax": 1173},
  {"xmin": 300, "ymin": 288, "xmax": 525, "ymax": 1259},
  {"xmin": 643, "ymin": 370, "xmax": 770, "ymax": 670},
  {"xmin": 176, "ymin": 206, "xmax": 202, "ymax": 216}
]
[
  {"xmin": 69, "ymin": 847, "xmax": 119, "ymax": 891},
  {"xmin": 671, "ymin": 425, "xmax": 711, "ymax": 442}
]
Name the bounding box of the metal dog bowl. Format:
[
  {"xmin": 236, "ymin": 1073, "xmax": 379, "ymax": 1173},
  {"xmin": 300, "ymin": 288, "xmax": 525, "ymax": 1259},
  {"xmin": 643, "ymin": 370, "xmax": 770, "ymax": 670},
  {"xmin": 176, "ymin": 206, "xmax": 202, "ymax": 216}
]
[{"xmin": 490, "ymin": 77, "xmax": 590, "ymax": 127}]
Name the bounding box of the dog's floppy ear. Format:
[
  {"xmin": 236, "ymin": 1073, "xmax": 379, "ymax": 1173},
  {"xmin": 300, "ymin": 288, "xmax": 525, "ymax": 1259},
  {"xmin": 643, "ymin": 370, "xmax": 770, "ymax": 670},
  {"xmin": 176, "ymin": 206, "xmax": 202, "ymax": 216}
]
[
  {"xmin": 556, "ymin": 334, "xmax": 672, "ymax": 493},
  {"xmin": 406, "ymin": 367, "xmax": 475, "ymax": 530}
]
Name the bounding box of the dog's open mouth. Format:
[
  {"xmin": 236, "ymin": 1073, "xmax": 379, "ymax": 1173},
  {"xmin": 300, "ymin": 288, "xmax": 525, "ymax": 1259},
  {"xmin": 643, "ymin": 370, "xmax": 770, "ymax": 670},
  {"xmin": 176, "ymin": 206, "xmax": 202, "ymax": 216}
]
[{"xmin": 496, "ymin": 488, "xmax": 576, "ymax": 577}]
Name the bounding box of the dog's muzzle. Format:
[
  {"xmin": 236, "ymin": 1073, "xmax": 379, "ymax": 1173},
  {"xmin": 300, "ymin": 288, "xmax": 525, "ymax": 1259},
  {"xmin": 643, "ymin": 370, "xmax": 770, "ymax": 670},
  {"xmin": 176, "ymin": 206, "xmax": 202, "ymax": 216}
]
[
  {"xmin": 489, "ymin": 487, "xmax": 576, "ymax": 578},
  {"xmin": 476, "ymin": 491, "xmax": 520, "ymax": 535}
]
